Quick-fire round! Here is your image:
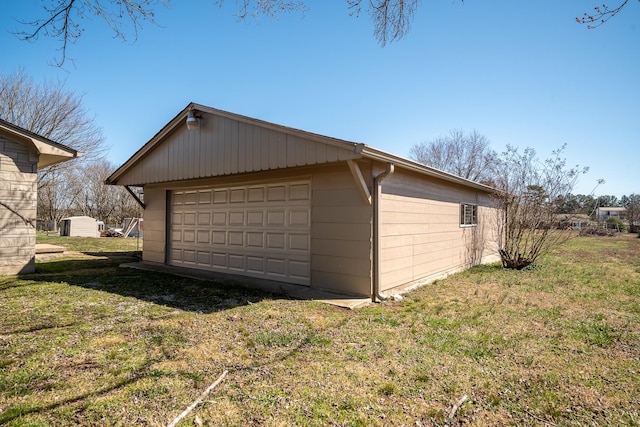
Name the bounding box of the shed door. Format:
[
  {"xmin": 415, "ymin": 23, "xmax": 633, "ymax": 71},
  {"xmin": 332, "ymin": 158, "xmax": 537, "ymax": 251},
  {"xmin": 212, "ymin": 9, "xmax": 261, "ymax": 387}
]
[{"xmin": 169, "ymin": 180, "xmax": 311, "ymax": 285}]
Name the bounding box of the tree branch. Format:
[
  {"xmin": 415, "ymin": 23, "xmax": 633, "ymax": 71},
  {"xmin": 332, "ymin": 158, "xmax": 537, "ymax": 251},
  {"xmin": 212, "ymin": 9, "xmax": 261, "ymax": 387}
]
[{"xmin": 576, "ymin": 0, "xmax": 630, "ymax": 29}]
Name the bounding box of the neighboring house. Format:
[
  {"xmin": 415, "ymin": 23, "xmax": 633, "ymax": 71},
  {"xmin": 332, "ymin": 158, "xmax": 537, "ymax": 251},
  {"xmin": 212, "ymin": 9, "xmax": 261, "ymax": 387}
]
[
  {"xmin": 595, "ymin": 207, "xmax": 627, "ymax": 222},
  {"xmin": 60, "ymin": 216, "xmax": 101, "ymax": 237},
  {"xmin": 555, "ymin": 213, "xmax": 591, "ymax": 230},
  {"xmin": 106, "ymin": 103, "xmax": 501, "ymax": 300},
  {"xmin": 0, "ymin": 118, "xmax": 80, "ymax": 274}
]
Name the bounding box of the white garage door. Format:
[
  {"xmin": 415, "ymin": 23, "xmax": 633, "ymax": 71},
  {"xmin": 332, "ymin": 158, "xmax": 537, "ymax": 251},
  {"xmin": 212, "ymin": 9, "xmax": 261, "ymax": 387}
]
[{"xmin": 169, "ymin": 180, "xmax": 311, "ymax": 285}]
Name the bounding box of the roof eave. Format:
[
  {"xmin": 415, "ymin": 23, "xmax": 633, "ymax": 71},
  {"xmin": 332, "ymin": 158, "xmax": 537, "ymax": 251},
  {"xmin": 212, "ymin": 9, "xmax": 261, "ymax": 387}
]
[
  {"xmin": 0, "ymin": 119, "xmax": 81, "ymax": 168},
  {"xmin": 360, "ymin": 146, "xmax": 497, "ymax": 194}
]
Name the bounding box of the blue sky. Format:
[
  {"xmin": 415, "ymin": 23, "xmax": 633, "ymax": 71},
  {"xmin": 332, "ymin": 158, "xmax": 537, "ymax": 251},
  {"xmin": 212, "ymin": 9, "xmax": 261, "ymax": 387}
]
[{"xmin": 2, "ymin": 1, "xmax": 638, "ymax": 197}]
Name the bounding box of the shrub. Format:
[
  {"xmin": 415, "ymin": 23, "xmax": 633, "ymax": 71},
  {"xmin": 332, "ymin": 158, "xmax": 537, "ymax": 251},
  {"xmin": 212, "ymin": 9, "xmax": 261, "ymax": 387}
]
[{"xmin": 606, "ymin": 217, "xmax": 627, "ymax": 232}]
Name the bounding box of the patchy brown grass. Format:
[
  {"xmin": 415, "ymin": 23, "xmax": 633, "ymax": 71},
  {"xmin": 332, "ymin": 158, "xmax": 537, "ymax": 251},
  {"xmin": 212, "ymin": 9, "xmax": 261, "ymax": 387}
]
[{"xmin": 0, "ymin": 234, "xmax": 638, "ymax": 425}]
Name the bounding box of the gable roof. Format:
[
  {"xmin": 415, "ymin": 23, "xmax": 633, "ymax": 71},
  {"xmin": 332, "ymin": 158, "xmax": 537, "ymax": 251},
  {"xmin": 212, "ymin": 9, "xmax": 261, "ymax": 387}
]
[
  {"xmin": 0, "ymin": 118, "xmax": 82, "ymax": 168},
  {"xmin": 106, "ymin": 102, "xmax": 495, "ymax": 193}
]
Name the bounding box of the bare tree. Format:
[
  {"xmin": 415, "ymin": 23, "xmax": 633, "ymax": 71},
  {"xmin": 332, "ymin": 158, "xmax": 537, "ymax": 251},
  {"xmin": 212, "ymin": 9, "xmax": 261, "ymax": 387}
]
[
  {"xmin": 13, "ymin": 1, "xmax": 636, "ymax": 65},
  {"xmin": 491, "ymin": 144, "xmax": 588, "ymax": 269},
  {"xmin": 72, "ymin": 160, "xmax": 117, "ymax": 221},
  {"xmin": 409, "ymin": 129, "xmax": 497, "ymax": 184},
  {"xmin": 37, "ymin": 168, "xmax": 84, "ymax": 230},
  {"xmin": 0, "ymin": 69, "xmax": 107, "ymax": 228},
  {"xmin": 621, "ymin": 194, "xmax": 640, "ymax": 232},
  {"xmin": 0, "ymin": 69, "xmax": 106, "ymax": 183},
  {"xmin": 13, "ymin": 0, "xmax": 424, "ymax": 65},
  {"xmin": 346, "ymin": 0, "xmax": 419, "ymax": 46},
  {"xmin": 70, "ymin": 160, "xmax": 141, "ymax": 226}
]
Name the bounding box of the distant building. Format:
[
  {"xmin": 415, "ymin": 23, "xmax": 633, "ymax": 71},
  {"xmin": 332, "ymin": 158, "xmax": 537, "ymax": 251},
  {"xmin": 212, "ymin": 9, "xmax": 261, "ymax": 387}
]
[
  {"xmin": 60, "ymin": 216, "xmax": 101, "ymax": 238},
  {"xmin": 595, "ymin": 207, "xmax": 627, "ymax": 221}
]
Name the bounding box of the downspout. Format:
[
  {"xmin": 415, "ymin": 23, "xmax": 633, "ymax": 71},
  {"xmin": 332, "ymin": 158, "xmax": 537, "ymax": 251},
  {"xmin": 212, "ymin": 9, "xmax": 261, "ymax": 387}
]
[{"xmin": 372, "ymin": 162, "xmax": 394, "ymax": 302}]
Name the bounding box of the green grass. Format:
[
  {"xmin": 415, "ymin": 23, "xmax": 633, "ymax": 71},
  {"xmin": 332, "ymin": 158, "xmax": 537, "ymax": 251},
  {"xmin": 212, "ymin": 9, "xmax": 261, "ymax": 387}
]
[
  {"xmin": 0, "ymin": 234, "xmax": 638, "ymax": 425},
  {"xmin": 36, "ymin": 231, "xmax": 142, "ymax": 253}
]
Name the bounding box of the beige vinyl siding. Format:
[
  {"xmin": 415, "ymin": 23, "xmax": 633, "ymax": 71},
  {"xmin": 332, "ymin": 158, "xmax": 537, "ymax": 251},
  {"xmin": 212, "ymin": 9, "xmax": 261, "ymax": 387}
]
[
  {"xmin": 379, "ymin": 169, "xmax": 498, "ymax": 291},
  {"xmin": 311, "ymin": 163, "xmax": 372, "ymax": 296},
  {"xmin": 115, "ymin": 114, "xmax": 360, "ymax": 187},
  {"xmin": 0, "ymin": 137, "xmax": 38, "ymax": 274},
  {"xmin": 141, "ymin": 188, "xmax": 167, "ymax": 264}
]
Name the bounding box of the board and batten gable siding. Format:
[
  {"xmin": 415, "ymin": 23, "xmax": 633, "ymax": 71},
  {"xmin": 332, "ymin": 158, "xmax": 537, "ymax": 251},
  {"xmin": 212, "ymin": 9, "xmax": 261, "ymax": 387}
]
[
  {"xmin": 379, "ymin": 168, "xmax": 499, "ymax": 291},
  {"xmin": 0, "ymin": 136, "xmax": 38, "ymax": 274},
  {"xmin": 114, "ymin": 113, "xmax": 361, "ymax": 186}
]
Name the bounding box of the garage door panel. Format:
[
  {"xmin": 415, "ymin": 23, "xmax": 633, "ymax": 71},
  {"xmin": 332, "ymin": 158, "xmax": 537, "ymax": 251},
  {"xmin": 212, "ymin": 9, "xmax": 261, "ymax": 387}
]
[
  {"xmin": 247, "ymin": 256, "xmax": 264, "ymax": 272},
  {"xmin": 198, "ymin": 191, "xmax": 212, "ymax": 204},
  {"xmin": 267, "ymin": 185, "xmax": 286, "ymax": 201},
  {"xmin": 212, "ymin": 231, "xmax": 226, "ymax": 244},
  {"xmin": 229, "ymin": 254, "xmax": 244, "ymax": 270},
  {"xmin": 197, "ymin": 212, "xmax": 210, "ymax": 225},
  {"xmin": 183, "ymin": 249, "xmax": 196, "ymax": 263},
  {"xmin": 290, "ymin": 234, "xmax": 309, "ymax": 251},
  {"xmin": 212, "ymin": 252, "xmax": 227, "ymax": 267},
  {"xmin": 184, "ymin": 213, "xmax": 196, "ymax": 225},
  {"xmin": 290, "ymin": 210, "xmax": 309, "ymax": 227},
  {"xmin": 197, "ymin": 251, "xmax": 210, "ymax": 264},
  {"xmin": 290, "ymin": 183, "xmax": 310, "ymax": 200},
  {"xmin": 267, "ymin": 211, "xmax": 285, "ymax": 226},
  {"xmin": 248, "ymin": 187, "xmax": 265, "ymax": 202},
  {"xmin": 212, "ymin": 212, "xmax": 226, "ymax": 225},
  {"xmin": 228, "ymin": 231, "xmax": 244, "ymax": 246},
  {"xmin": 170, "ymin": 181, "xmax": 311, "ymax": 285},
  {"xmin": 290, "ymin": 260, "xmax": 310, "ymax": 279},
  {"xmin": 197, "ymin": 230, "xmax": 210, "ymax": 243},
  {"xmin": 214, "ymin": 190, "xmax": 227, "ymax": 203},
  {"xmin": 247, "ymin": 211, "xmax": 263, "ymax": 225},
  {"xmin": 184, "ymin": 192, "xmax": 197, "ymax": 205},
  {"xmin": 267, "ymin": 258, "xmax": 286, "ymax": 275},
  {"xmin": 247, "ymin": 232, "xmax": 264, "ymax": 247},
  {"xmin": 230, "ymin": 189, "xmax": 245, "ymax": 202}
]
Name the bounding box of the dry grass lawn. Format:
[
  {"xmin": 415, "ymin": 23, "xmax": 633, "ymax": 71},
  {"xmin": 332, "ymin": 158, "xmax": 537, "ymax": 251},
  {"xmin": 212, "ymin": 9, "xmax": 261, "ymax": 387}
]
[{"xmin": 0, "ymin": 233, "xmax": 639, "ymax": 426}]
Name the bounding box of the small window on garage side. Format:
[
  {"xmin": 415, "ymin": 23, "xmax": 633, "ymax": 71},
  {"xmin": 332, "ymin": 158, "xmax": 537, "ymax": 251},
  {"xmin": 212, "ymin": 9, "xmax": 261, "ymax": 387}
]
[{"xmin": 460, "ymin": 203, "xmax": 478, "ymax": 226}]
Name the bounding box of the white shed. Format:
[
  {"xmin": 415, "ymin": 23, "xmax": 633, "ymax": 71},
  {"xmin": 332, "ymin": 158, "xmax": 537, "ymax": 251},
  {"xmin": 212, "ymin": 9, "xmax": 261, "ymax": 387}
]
[{"xmin": 60, "ymin": 216, "xmax": 100, "ymax": 237}]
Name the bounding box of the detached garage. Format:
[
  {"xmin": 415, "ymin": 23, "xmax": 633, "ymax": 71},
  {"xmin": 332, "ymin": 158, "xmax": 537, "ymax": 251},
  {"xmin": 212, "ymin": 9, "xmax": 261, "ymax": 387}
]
[{"xmin": 106, "ymin": 103, "xmax": 500, "ymax": 300}]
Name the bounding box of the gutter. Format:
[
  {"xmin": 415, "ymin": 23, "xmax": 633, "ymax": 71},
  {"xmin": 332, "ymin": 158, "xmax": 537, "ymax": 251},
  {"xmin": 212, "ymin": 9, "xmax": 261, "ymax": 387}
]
[{"xmin": 372, "ymin": 162, "xmax": 394, "ymax": 302}]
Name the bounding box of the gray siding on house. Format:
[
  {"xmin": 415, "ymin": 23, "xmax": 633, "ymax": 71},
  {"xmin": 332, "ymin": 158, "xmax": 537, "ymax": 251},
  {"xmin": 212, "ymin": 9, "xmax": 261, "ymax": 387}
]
[{"xmin": 0, "ymin": 136, "xmax": 38, "ymax": 274}]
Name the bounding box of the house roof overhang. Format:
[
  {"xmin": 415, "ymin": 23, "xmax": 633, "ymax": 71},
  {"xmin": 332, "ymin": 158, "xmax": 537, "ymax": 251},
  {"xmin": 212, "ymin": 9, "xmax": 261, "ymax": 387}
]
[{"xmin": 0, "ymin": 119, "xmax": 82, "ymax": 168}]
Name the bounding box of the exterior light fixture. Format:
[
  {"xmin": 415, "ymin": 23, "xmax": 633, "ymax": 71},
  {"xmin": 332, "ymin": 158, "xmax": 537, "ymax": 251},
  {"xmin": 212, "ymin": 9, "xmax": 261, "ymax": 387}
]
[{"xmin": 186, "ymin": 110, "xmax": 199, "ymax": 130}]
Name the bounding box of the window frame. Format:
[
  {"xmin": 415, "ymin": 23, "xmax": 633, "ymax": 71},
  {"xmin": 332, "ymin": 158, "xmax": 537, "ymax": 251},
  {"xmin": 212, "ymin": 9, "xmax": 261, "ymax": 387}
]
[{"xmin": 460, "ymin": 203, "xmax": 478, "ymax": 227}]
